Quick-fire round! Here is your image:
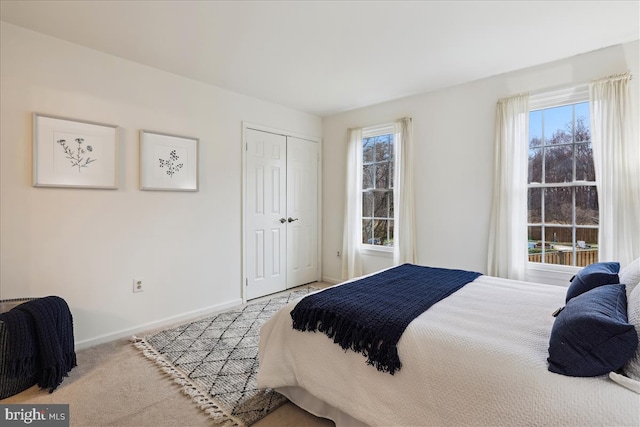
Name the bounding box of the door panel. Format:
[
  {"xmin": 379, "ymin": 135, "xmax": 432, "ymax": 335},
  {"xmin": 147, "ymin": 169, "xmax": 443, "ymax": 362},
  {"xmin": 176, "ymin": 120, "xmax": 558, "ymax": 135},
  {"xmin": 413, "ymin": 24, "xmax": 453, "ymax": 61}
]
[
  {"xmin": 286, "ymin": 137, "xmax": 318, "ymax": 288},
  {"xmin": 245, "ymin": 129, "xmax": 287, "ymax": 299}
]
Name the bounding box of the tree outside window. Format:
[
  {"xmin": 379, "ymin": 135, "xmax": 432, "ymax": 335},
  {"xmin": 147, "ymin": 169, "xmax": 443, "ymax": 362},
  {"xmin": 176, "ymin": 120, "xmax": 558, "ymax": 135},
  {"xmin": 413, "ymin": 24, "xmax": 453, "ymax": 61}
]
[{"xmin": 362, "ymin": 130, "xmax": 394, "ymax": 247}]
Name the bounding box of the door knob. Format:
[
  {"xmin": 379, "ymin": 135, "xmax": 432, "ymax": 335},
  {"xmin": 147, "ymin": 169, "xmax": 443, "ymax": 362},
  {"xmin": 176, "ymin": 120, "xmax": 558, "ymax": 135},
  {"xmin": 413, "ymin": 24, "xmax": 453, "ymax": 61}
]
[
  {"xmin": 279, "ymin": 218, "xmax": 287, "ymax": 224},
  {"xmin": 287, "ymin": 217, "xmax": 299, "ymax": 223}
]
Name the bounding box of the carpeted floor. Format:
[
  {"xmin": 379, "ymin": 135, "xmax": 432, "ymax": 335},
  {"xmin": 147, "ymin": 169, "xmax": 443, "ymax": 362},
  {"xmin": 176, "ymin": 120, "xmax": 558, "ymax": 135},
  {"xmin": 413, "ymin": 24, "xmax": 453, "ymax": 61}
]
[{"xmin": 1, "ymin": 284, "xmax": 334, "ymax": 427}]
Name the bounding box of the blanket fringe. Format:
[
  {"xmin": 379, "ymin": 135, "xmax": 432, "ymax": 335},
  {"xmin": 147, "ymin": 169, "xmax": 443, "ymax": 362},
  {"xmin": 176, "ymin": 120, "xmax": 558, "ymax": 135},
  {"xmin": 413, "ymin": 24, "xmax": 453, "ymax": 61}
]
[
  {"xmin": 292, "ymin": 308, "xmax": 402, "ymax": 374},
  {"xmin": 130, "ymin": 335, "xmax": 245, "ymax": 427}
]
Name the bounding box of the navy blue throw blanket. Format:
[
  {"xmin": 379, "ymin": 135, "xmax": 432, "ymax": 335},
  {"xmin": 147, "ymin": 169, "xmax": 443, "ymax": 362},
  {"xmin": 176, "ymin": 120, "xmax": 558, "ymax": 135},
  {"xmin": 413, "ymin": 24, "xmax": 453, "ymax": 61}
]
[
  {"xmin": 0, "ymin": 296, "xmax": 77, "ymax": 392},
  {"xmin": 291, "ymin": 264, "xmax": 482, "ymax": 374}
]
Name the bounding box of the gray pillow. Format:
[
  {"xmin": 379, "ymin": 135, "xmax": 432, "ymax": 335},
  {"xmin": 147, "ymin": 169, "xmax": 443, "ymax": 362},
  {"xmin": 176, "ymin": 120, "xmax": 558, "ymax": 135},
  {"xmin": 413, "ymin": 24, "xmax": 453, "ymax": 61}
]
[
  {"xmin": 624, "ymin": 282, "xmax": 640, "ymax": 381},
  {"xmin": 620, "ymin": 257, "xmax": 640, "ymax": 300}
]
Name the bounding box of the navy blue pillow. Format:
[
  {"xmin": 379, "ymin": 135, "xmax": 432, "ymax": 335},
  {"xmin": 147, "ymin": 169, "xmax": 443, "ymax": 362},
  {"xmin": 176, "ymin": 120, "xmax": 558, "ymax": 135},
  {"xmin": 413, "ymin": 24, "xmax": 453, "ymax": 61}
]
[
  {"xmin": 565, "ymin": 261, "xmax": 620, "ymax": 302},
  {"xmin": 548, "ymin": 284, "xmax": 637, "ymax": 377}
]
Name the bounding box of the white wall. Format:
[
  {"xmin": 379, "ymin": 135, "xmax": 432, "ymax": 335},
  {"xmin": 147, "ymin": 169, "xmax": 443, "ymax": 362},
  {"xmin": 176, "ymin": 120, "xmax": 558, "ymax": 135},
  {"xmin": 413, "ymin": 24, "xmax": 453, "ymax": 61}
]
[
  {"xmin": 322, "ymin": 41, "xmax": 639, "ymax": 285},
  {"xmin": 0, "ymin": 22, "xmax": 322, "ymax": 347}
]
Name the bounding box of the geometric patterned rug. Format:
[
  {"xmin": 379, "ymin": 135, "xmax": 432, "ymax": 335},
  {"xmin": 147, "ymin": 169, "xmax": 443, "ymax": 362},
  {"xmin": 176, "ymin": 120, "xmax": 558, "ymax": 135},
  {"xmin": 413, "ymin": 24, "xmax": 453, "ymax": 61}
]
[{"xmin": 132, "ymin": 288, "xmax": 314, "ymax": 426}]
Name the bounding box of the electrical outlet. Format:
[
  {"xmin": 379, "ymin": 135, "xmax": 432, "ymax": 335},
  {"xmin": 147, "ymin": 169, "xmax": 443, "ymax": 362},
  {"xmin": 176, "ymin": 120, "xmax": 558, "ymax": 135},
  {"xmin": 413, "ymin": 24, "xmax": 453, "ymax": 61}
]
[
  {"xmin": 133, "ymin": 278, "xmax": 144, "ymax": 293},
  {"xmin": 337, "ymin": 251, "xmax": 341, "ymax": 258}
]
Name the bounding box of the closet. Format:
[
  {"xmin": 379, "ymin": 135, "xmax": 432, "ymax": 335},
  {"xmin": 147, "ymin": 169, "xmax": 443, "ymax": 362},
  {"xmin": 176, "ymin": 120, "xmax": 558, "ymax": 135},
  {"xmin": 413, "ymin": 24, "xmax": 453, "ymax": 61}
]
[{"xmin": 243, "ymin": 126, "xmax": 319, "ymax": 300}]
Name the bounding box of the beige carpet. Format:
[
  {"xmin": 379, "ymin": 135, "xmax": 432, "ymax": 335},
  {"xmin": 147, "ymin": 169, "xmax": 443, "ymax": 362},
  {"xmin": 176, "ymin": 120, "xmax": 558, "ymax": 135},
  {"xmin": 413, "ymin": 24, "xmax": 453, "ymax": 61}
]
[{"xmin": 1, "ymin": 285, "xmax": 335, "ymax": 427}]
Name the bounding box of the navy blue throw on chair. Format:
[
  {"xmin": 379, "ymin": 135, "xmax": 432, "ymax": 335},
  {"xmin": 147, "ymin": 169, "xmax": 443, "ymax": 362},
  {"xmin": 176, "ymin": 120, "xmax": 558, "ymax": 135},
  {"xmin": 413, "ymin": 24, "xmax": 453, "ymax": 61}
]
[{"xmin": 0, "ymin": 296, "xmax": 77, "ymax": 393}]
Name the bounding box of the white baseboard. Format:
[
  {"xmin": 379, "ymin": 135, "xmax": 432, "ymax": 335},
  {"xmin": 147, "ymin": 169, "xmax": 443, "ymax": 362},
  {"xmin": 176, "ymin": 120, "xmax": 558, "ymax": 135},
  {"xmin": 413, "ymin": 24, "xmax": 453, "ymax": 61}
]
[
  {"xmin": 321, "ymin": 276, "xmax": 341, "ymax": 285},
  {"xmin": 74, "ymin": 298, "xmax": 243, "ymax": 350}
]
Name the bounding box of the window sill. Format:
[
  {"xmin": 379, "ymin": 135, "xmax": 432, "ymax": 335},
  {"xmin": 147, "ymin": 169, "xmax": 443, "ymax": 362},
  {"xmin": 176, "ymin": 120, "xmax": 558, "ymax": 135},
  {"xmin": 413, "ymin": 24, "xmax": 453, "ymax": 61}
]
[
  {"xmin": 526, "ymin": 262, "xmax": 580, "ymax": 287},
  {"xmin": 360, "ymin": 245, "xmax": 393, "ymax": 257},
  {"xmin": 527, "ymin": 262, "xmax": 581, "ymax": 273}
]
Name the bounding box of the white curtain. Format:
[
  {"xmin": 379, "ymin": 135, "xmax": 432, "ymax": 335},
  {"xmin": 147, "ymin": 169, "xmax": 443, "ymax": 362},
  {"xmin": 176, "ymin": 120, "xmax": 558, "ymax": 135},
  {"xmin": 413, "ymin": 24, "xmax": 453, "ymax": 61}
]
[
  {"xmin": 341, "ymin": 128, "xmax": 363, "ymax": 279},
  {"xmin": 487, "ymin": 94, "xmax": 529, "ymax": 280},
  {"xmin": 393, "ymin": 117, "xmax": 416, "ymax": 265},
  {"xmin": 590, "ymin": 72, "xmax": 640, "ymax": 266}
]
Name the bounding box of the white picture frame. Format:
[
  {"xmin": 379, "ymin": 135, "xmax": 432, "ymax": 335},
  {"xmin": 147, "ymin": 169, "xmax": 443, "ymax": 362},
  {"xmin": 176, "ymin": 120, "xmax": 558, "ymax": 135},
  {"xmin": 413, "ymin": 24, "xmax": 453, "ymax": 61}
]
[
  {"xmin": 33, "ymin": 113, "xmax": 118, "ymax": 189},
  {"xmin": 140, "ymin": 130, "xmax": 199, "ymax": 191}
]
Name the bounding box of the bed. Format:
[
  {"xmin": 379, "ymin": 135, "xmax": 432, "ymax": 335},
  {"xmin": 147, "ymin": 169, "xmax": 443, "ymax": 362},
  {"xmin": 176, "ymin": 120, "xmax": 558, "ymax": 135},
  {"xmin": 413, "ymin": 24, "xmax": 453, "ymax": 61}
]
[{"xmin": 257, "ymin": 263, "xmax": 640, "ymax": 427}]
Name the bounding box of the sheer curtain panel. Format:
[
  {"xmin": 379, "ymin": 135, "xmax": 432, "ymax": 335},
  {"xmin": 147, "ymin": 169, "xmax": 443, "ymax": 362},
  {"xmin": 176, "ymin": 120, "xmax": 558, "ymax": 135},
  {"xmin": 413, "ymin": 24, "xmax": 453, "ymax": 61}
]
[
  {"xmin": 487, "ymin": 94, "xmax": 530, "ymax": 280},
  {"xmin": 393, "ymin": 117, "xmax": 416, "ymax": 265},
  {"xmin": 590, "ymin": 72, "xmax": 640, "ymax": 266},
  {"xmin": 342, "ymin": 128, "xmax": 363, "ymax": 279}
]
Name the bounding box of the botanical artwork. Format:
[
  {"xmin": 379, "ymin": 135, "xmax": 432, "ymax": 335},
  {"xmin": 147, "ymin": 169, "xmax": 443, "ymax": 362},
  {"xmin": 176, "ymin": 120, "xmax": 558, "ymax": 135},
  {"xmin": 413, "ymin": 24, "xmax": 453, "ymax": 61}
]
[
  {"xmin": 140, "ymin": 130, "xmax": 198, "ymax": 191},
  {"xmin": 33, "ymin": 114, "xmax": 117, "ymax": 188},
  {"xmin": 56, "ymin": 136, "xmax": 96, "ymax": 172},
  {"xmin": 158, "ymin": 150, "xmax": 183, "ymax": 178}
]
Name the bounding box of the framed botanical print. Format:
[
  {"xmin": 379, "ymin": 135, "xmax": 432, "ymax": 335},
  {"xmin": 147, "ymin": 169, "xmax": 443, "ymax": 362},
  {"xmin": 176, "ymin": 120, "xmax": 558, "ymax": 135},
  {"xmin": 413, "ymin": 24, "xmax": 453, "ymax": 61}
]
[
  {"xmin": 33, "ymin": 113, "xmax": 118, "ymax": 188},
  {"xmin": 140, "ymin": 130, "xmax": 199, "ymax": 191}
]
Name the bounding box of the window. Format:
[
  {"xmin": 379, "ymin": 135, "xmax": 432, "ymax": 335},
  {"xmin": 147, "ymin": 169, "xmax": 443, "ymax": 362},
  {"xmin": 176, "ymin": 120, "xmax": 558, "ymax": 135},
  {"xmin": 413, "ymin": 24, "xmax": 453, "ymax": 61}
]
[
  {"xmin": 361, "ymin": 124, "xmax": 394, "ymax": 247},
  {"xmin": 528, "ymin": 92, "xmax": 598, "ymax": 267}
]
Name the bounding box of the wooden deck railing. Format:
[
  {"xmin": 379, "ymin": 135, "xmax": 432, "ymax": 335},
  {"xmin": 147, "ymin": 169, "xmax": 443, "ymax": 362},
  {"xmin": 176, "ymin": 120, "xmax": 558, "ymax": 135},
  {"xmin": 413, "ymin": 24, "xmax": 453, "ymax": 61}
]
[{"xmin": 528, "ymin": 249, "xmax": 598, "ymax": 267}]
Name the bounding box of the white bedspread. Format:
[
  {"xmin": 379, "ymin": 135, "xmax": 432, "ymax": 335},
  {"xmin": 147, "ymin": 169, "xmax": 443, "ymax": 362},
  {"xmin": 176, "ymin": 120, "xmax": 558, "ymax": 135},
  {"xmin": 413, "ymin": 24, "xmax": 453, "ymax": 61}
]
[{"xmin": 258, "ymin": 275, "xmax": 640, "ymax": 426}]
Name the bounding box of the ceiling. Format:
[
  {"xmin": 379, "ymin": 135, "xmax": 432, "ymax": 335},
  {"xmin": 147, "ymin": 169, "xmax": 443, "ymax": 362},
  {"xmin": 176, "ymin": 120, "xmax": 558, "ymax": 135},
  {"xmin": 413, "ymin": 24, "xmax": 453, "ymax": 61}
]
[{"xmin": 1, "ymin": 1, "xmax": 639, "ymax": 117}]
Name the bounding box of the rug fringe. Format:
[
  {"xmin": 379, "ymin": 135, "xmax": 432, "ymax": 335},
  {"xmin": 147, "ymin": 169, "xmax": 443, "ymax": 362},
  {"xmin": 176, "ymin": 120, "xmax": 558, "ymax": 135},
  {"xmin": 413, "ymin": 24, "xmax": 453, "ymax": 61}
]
[{"xmin": 131, "ymin": 335, "xmax": 245, "ymax": 427}]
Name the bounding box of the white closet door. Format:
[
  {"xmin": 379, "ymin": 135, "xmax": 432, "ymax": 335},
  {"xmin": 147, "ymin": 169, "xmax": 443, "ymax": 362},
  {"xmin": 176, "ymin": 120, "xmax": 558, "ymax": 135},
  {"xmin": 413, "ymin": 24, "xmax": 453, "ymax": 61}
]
[
  {"xmin": 245, "ymin": 129, "xmax": 287, "ymax": 299},
  {"xmin": 286, "ymin": 136, "xmax": 318, "ymax": 288}
]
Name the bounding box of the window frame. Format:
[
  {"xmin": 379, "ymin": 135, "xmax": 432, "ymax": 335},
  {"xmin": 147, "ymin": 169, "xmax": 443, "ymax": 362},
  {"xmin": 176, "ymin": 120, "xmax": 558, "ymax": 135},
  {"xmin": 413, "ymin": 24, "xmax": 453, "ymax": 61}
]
[
  {"xmin": 527, "ymin": 85, "xmax": 598, "ymax": 272},
  {"xmin": 360, "ymin": 123, "xmax": 395, "ymax": 253}
]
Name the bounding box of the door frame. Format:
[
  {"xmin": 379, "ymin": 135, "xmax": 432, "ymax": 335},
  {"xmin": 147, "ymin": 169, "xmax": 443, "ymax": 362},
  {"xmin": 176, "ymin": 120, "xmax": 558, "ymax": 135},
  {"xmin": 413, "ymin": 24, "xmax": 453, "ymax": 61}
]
[{"xmin": 241, "ymin": 121, "xmax": 322, "ymax": 303}]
